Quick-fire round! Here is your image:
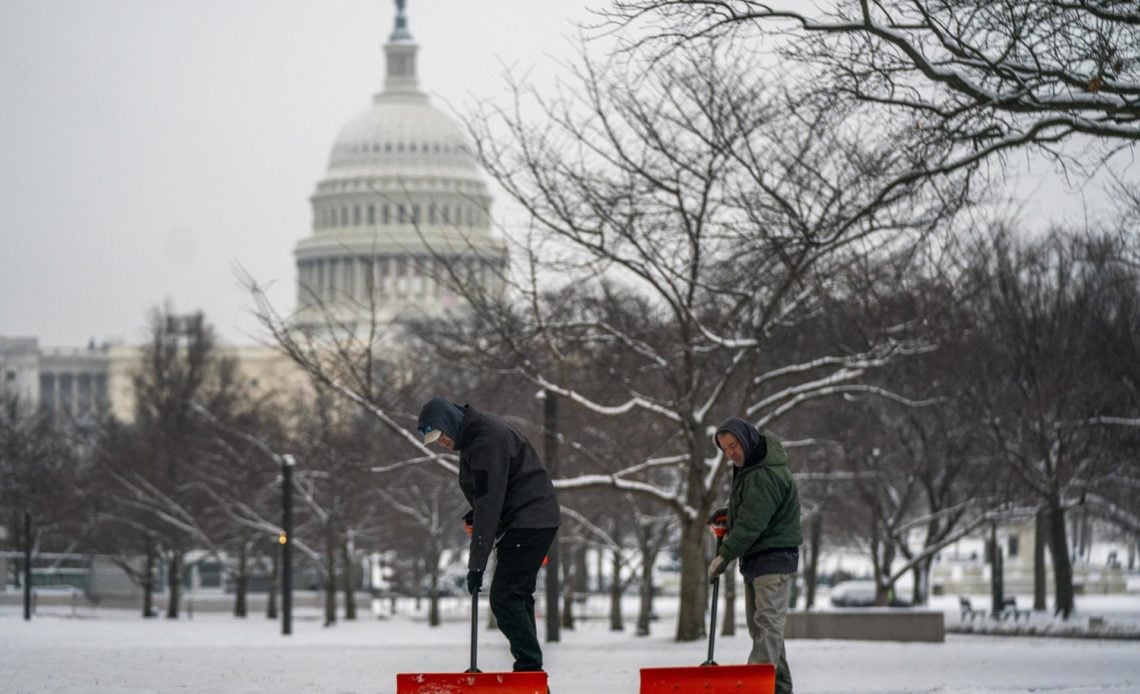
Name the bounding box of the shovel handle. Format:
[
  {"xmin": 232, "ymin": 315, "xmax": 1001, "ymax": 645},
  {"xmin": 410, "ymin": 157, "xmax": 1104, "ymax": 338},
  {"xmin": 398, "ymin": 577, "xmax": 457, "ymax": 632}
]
[
  {"xmin": 702, "ymin": 536, "xmax": 723, "ymax": 666},
  {"xmin": 465, "ymin": 588, "xmax": 482, "ymax": 673}
]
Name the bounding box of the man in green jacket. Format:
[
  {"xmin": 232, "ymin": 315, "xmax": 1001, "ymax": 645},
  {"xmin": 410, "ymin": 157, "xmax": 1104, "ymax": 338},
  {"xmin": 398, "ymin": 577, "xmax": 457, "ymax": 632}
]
[{"xmin": 708, "ymin": 417, "xmax": 801, "ymax": 694}]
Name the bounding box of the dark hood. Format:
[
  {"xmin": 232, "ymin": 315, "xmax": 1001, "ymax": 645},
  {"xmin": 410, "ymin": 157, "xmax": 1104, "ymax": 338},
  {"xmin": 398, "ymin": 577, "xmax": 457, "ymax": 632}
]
[
  {"xmin": 417, "ymin": 397, "xmax": 466, "ymax": 440},
  {"xmin": 715, "ymin": 416, "xmax": 767, "ymax": 467}
]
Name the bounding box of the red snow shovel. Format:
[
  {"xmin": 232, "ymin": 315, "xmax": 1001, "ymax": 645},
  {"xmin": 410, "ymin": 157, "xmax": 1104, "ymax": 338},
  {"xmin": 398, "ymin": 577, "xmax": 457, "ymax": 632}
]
[
  {"xmin": 395, "ymin": 587, "xmax": 548, "ymax": 694},
  {"xmin": 638, "ymin": 513, "xmax": 775, "ymax": 693}
]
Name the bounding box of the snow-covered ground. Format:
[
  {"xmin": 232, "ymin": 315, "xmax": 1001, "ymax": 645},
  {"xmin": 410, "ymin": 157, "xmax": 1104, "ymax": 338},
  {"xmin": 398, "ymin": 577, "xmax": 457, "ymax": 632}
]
[{"xmin": 2, "ymin": 594, "xmax": 1138, "ymax": 693}]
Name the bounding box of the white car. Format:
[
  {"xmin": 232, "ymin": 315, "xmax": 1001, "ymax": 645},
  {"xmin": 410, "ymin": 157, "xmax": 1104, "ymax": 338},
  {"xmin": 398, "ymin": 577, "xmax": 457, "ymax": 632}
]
[{"xmin": 829, "ymin": 580, "xmax": 911, "ymax": 607}]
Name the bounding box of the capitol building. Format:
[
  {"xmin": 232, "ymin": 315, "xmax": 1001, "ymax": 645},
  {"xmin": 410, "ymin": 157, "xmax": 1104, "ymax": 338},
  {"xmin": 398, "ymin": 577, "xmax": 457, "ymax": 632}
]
[
  {"xmin": 1, "ymin": 1, "xmax": 504, "ymax": 421},
  {"xmin": 295, "ymin": 0, "xmax": 505, "ymax": 332}
]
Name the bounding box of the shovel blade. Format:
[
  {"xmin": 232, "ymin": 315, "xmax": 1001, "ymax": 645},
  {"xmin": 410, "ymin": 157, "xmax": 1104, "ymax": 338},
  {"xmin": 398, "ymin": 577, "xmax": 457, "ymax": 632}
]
[
  {"xmin": 396, "ymin": 670, "xmax": 548, "ymax": 694},
  {"xmin": 639, "ymin": 663, "xmax": 775, "ymax": 693}
]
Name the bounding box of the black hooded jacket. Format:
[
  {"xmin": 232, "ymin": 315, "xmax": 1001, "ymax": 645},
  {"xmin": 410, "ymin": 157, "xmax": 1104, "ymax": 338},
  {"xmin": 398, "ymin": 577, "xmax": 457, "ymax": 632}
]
[{"xmin": 455, "ymin": 405, "xmax": 560, "ymax": 572}]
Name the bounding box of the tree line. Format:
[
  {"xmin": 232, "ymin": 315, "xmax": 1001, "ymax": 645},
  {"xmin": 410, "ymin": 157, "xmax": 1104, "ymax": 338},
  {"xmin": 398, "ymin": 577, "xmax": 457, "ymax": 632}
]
[{"xmin": 2, "ymin": 0, "xmax": 1137, "ymax": 640}]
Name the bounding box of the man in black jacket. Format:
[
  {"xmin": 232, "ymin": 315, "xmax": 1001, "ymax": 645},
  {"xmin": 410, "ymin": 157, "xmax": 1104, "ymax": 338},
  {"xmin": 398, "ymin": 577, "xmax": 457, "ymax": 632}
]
[{"xmin": 418, "ymin": 397, "xmax": 560, "ymax": 673}]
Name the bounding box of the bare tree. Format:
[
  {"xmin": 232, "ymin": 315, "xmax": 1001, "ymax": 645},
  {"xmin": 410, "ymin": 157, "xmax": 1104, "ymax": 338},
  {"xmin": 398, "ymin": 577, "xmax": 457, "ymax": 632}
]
[
  {"xmin": 609, "ymin": 0, "xmax": 1140, "ymax": 177},
  {"xmin": 379, "ymin": 466, "xmax": 468, "ymax": 627},
  {"xmin": 444, "ymin": 35, "xmax": 965, "ymax": 640},
  {"xmin": 95, "ymin": 308, "xmax": 250, "ymax": 619},
  {"xmin": 955, "ymin": 226, "xmax": 1135, "ymax": 618},
  {"xmin": 190, "ymin": 397, "xmax": 291, "ymax": 618}
]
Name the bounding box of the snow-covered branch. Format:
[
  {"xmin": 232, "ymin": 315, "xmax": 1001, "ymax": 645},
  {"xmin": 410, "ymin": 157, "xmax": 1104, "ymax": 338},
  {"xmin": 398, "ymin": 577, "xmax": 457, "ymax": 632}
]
[{"xmin": 554, "ymin": 473, "xmax": 696, "ymax": 520}]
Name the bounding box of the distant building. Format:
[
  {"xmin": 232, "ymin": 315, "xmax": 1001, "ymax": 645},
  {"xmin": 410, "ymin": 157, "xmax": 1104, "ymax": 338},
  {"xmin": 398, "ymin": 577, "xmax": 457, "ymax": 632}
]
[
  {"xmin": 0, "ymin": 336, "xmax": 127, "ymax": 421},
  {"xmin": 930, "ymin": 521, "xmax": 1128, "ymax": 596},
  {"xmin": 294, "ymin": 0, "xmax": 506, "ymax": 333},
  {"xmin": 2, "ymin": 1, "xmax": 505, "ymax": 420}
]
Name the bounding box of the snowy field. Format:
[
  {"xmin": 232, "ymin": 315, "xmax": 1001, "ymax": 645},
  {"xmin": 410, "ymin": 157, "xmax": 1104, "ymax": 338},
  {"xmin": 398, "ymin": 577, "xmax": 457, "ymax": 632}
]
[{"xmin": 3, "ymin": 594, "xmax": 1139, "ymax": 694}]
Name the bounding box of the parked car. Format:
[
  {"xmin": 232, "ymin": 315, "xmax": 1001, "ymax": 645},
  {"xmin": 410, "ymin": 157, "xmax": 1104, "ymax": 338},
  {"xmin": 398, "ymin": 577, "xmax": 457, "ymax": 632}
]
[{"xmin": 828, "ymin": 580, "xmax": 911, "ymax": 607}]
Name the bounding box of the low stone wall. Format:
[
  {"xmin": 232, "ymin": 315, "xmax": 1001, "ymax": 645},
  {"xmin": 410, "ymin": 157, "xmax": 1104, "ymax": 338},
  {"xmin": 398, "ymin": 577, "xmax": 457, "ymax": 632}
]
[{"xmin": 786, "ymin": 610, "xmax": 945, "ymax": 642}]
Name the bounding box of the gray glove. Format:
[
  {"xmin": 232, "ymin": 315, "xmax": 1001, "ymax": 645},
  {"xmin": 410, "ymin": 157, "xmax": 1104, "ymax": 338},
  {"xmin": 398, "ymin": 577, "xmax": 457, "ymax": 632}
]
[{"xmin": 707, "ymin": 555, "xmax": 727, "ymax": 584}]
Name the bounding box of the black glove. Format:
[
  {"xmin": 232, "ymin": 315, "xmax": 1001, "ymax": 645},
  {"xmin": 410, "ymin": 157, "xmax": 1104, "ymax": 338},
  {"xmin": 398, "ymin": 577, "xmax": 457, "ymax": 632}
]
[{"xmin": 466, "ymin": 569, "xmax": 483, "ymax": 594}]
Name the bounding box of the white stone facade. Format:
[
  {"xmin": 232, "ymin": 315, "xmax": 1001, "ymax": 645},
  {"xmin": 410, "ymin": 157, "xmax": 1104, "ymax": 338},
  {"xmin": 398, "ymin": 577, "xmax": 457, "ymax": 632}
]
[{"xmin": 293, "ymin": 1, "xmax": 506, "ymax": 333}]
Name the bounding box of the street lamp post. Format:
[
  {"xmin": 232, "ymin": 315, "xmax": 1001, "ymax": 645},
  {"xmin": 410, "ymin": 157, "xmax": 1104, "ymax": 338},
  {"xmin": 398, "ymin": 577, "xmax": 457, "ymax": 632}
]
[
  {"xmin": 281, "ymin": 454, "xmax": 296, "ymax": 636},
  {"xmin": 24, "ymin": 509, "xmax": 32, "ymax": 621}
]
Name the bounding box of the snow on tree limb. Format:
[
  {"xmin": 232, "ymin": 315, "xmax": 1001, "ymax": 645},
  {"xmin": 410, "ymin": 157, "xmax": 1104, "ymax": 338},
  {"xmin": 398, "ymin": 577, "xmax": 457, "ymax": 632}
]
[
  {"xmin": 1085, "ymin": 493, "xmax": 1140, "ymax": 534},
  {"xmin": 528, "ymin": 372, "xmax": 683, "ymax": 422},
  {"xmin": 554, "ymin": 473, "xmax": 697, "ymax": 520}
]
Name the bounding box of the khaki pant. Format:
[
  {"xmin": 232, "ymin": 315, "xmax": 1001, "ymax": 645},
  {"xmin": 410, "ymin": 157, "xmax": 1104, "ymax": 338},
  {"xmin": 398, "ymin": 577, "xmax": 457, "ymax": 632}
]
[{"xmin": 744, "ymin": 572, "xmax": 794, "ymax": 694}]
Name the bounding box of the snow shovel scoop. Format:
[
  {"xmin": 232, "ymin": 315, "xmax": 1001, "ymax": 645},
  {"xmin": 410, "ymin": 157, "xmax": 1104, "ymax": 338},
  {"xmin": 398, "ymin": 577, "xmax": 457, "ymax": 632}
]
[
  {"xmin": 396, "ymin": 587, "xmax": 548, "ymax": 694},
  {"xmin": 638, "ymin": 514, "xmax": 775, "ymax": 693}
]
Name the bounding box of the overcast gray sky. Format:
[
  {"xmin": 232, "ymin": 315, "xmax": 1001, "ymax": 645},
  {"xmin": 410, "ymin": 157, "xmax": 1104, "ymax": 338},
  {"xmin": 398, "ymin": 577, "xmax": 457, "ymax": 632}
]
[
  {"xmin": 1, "ymin": 1, "xmax": 1131, "ymax": 349},
  {"xmin": 0, "ymin": 0, "xmax": 597, "ymax": 347}
]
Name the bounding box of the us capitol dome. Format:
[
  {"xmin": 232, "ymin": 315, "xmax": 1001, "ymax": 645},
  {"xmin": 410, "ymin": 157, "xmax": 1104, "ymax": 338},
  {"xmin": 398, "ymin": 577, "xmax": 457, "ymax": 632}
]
[{"xmin": 293, "ymin": 0, "xmax": 506, "ymax": 333}]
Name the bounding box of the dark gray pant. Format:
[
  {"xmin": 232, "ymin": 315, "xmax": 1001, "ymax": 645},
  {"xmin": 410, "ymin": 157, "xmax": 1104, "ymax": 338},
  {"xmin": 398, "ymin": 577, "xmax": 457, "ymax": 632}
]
[{"xmin": 490, "ymin": 527, "xmax": 558, "ymax": 671}]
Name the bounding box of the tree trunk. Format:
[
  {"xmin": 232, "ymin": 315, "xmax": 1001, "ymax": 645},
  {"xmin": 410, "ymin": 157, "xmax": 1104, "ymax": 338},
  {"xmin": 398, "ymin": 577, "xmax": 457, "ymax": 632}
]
[
  {"xmin": 428, "ymin": 559, "xmax": 441, "ymax": 627},
  {"xmin": 324, "ymin": 545, "xmax": 337, "ymax": 626},
  {"xmin": 675, "ymin": 518, "xmax": 708, "ymax": 641},
  {"xmin": 267, "ymin": 548, "xmax": 279, "ymax": 620},
  {"xmin": 574, "ymin": 545, "xmax": 589, "ymax": 594},
  {"xmin": 989, "ymin": 525, "xmax": 1004, "ymax": 620},
  {"xmin": 234, "ymin": 542, "xmax": 248, "ymax": 618},
  {"xmin": 805, "ymin": 513, "xmax": 821, "ymax": 610},
  {"xmin": 636, "ymin": 550, "xmax": 655, "ymax": 637},
  {"xmin": 166, "ymin": 551, "xmax": 181, "ymax": 619},
  {"xmin": 911, "ymin": 560, "xmax": 930, "ymax": 607},
  {"xmin": 1046, "ymin": 496, "xmax": 1075, "ymax": 619},
  {"xmin": 870, "ymin": 522, "xmax": 895, "ymax": 607},
  {"xmin": 721, "ymin": 562, "xmax": 736, "ymax": 636},
  {"xmin": 414, "ymin": 557, "xmax": 423, "ymax": 611},
  {"xmin": 561, "ymin": 554, "xmax": 576, "ymax": 630},
  {"xmin": 1076, "ymin": 507, "xmax": 1092, "ymax": 562},
  {"xmin": 142, "ymin": 545, "xmax": 156, "ymax": 618},
  {"xmin": 341, "ymin": 540, "xmax": 356, "ymax": 621},
  {"xmin": 609, "ymin": 548, "xmax": 623, "ymax": 631},
  {"xmin": 1034, "ymin": 509, "xmax": 1047, "ymax": 611}
]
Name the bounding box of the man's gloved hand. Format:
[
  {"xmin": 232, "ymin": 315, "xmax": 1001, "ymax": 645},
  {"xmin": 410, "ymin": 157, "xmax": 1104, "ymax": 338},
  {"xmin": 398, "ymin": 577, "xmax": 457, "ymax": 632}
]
[
  {"xmin": 707, "ymin": 555, "xmax": 726, "ymax": 584},
  {"xmin": 707, "ymin": 507, "xmax": 728, "ymax": 539},
  {"xmin": 466, "ymin": 568, "xmax": 483, "ymax": 594}
]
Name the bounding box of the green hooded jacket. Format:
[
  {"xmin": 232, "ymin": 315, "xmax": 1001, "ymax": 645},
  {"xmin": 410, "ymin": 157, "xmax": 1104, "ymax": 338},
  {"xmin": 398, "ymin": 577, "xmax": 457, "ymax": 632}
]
[{"xmin": 716, "ymin": 420, "xmax": 802, "ymax": 564}]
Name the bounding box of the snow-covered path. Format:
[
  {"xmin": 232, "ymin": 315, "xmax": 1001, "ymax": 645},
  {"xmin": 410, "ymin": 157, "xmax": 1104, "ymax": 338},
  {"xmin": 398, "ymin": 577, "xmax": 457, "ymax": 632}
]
[{"xmin": 2, "ymin": 604, "xmax": 1138, "ymax": 694}]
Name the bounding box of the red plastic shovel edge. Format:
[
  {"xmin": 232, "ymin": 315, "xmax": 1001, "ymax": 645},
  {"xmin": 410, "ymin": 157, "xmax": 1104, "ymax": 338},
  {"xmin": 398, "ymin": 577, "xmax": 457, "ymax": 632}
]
[
  {"xmin": 638, "ymin": 662, "xmax": 775, "ymax": 694},
  {"xmin": 396, "ymin": 670, "xmax": 548, "ymax": 694}
]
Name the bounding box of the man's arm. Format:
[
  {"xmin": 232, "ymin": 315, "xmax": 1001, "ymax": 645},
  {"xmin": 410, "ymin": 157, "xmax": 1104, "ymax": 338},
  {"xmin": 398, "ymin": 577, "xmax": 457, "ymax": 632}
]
[{"xmin": 465, "ymin": 435, "xmax": 511, "ymax": 572}]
